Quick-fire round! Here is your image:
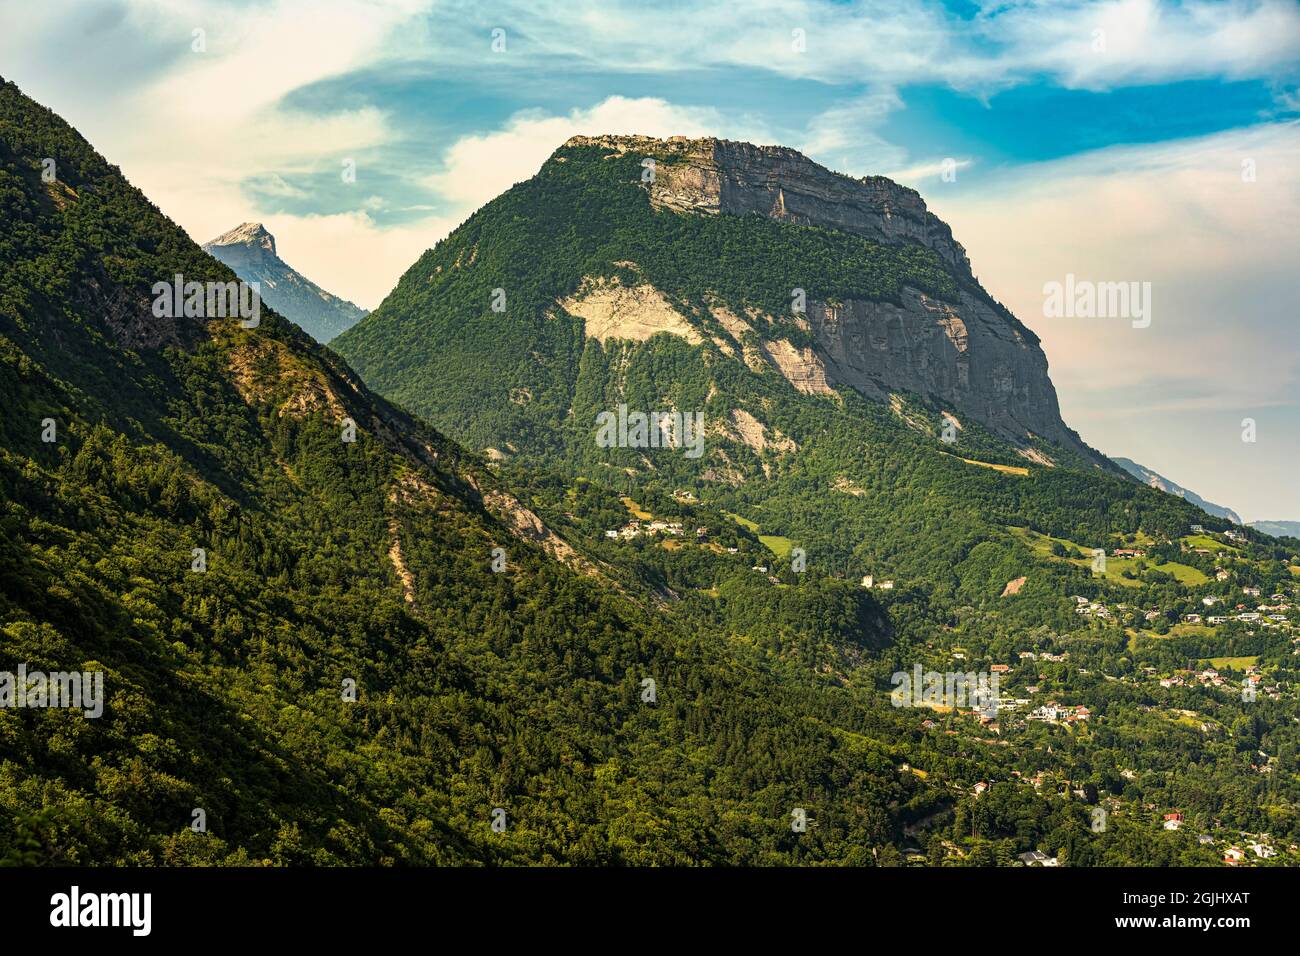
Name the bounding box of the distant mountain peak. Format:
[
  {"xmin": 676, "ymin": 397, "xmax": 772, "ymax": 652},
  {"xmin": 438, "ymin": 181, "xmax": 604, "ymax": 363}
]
[
  {"xmin": 1111, "ymin": 457, "xmax": 1242, "ymax": 524},
  {"xmin": 202, "ymin": 222, "xmax": 364, "ymax": 343},
  {"xmin": 205, "ymin": 221, "xmax": 276, "ymax": 255}
]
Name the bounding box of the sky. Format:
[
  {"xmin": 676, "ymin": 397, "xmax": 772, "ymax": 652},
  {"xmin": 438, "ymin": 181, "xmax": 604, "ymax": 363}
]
[{"xmin": 2, "ymin": 0, "xmax": 1299, "ymax": 521}]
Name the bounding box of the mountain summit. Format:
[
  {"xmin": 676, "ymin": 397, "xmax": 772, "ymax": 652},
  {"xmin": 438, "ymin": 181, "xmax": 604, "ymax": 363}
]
[
  {"xmin": 335, "ymin": 133, "xmax": 1108, "ymax": 473},
  {"xmin": 207, "ymin": 220, "xmax": 277, "ymax": 255},
  {"xmin": 203, "ymin": 221, "xmax": 365, "ymax": 343}
]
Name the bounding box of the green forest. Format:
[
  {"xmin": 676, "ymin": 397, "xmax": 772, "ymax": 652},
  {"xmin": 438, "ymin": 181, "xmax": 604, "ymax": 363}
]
[{"xmin": 2, "ymin": 78, "xmax": 1298, "ymax": 868}]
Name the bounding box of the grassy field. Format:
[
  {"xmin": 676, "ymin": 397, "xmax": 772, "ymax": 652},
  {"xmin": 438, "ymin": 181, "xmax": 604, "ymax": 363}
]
[
  {"xmin": 1201, "ymin": 656, "xmax": 1259, "ymax": 670},
  {"xmin": 723, "ymin": 511, "xmax": 797, "ymax": 559},
  {"xmin": 1182, "ymin": 534, "xmax": 1240, "ymax": 554},
  {"xmin": 1126, "ymin": 623, "xmax": 1216, "ymax": 652},
  {"xmin": 723, "ymin": 511, "xmax": 760, "ymax": 532},
  {"xmin": 759, "ymin": 535, "xmax": 795, "ymax": 559},
  {"xmin": 1010, "ymin": 526, "xmax": 1209, "ymax": 587},
  {"xmin": 621, "ymin": 497, "xmax": 652, "ymax": 520},
  {"xmin": 942, "ymin": 452, "xmax": 1030, "ymax": 476}
]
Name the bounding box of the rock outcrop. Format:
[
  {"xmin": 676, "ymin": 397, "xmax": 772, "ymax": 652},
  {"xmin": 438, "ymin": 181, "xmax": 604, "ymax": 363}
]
[{"xmin": 564, "ymin": 135, "xmax": 1102, "ymax": 465}]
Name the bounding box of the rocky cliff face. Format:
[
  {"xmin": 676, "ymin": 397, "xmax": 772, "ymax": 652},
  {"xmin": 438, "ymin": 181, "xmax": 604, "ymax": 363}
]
[
  {"xmin": 566, "ymin": 135, "xmax": 1101, "ymax": 466},
  {"xmin": 203, "ymin": 222, "xmax": 366, "ymax": 343},
  {"xmin": 628, "ymin": 136, "xmax": 973, "ymax": 276}
]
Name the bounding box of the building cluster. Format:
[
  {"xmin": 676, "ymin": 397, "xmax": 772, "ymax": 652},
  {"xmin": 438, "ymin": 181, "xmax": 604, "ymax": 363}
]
[{"xmin": 605, "ymin": 519, "xmax": 701, "ymax": 540}]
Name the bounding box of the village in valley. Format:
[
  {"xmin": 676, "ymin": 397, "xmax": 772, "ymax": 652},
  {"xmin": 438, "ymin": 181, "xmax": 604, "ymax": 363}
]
[{"xmin": 594, "ymin": 489, "xmax": 1298, "ymax": 866}]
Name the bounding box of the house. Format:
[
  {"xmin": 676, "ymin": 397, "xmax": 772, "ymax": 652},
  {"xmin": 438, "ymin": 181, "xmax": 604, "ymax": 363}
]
[
  {"xmin": 1183, "ymin": 614, "xmax": 1202, "ymax": 624},
  {"xmin": 1163, "ymin": 812, "xmax": 1184, "ymax": 831},
  {"xmin": 1197, "ymin": 834, "xmax": 1215, "ymax": 845},
  {"xmin": 1249, "ymin": 843, "xmax": 1277, "ymax": 859},
  {"xmin": 878, "ymin": 580, "xmax": 895, "ymax": 590},
  {"xmin": 1113, "ymin": 548, "xmax": 1146, "ymax": 558},
  {"xmin": 1202, "ymin": 596, "xmax": 1222, "ymax": 606},
  {"xmin": 1243, "ymin": 586, "xmax": 1262, "ymax": 597},
  {"xmin": 972, "ymin": 781, "xmax": 989, "ymax": 796},
  {"xmin": 860, "ymin": 575, "xmax": 874, "ymax": 589},
  {"xmin": 1207, "ymin": 616, "xmax": 1228, "ymax": 625},
  {"xmin": 1018, "ymin": 850, "xmax": 1059, "ymax": 867},
  {"xmin": 1224, "ymin": 847, "xmax": 1244, "ymax": 864},
  {"xmin": 1191, "ymin": 524, "xmax": 1204, "ymax": 533},
  {"xmin": 990, "ymin": 664, "xmax": 1011, "ymax": 674}
]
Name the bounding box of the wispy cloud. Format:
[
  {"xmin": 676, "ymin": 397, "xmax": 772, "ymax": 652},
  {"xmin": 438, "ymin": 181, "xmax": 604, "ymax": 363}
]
[{"xmin": 422, "ymin": 96, "xmax": 774, "ymax": 211}]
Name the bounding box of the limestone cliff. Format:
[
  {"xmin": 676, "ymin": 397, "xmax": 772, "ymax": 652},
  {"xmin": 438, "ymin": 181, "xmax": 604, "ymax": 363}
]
[{"xmin": 565, "ymin": 134, "xmax": 1103, "ymax": 466}]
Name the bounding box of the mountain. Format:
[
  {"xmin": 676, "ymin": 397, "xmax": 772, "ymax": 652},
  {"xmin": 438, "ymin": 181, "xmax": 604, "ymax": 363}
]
[
  {"xmin": 329, "ymin": 132, "xmax": 1300, "ymax": 864},
  {"xmin": 331, "ymin": 134, "xmax": 1222, "ymax": 589},
  {"xmin": 0, "ymin": 79, "xmax": 917, "ymax": 865},
  {"xmin": 336, "ymin": 134, "xmax": 1108, "ymax": 471},
  {"xmin": 6, "ymin": 85, "xmax": 1299, "ymax": 869},
  {"xmin": 1250, "ymin": 520, "xmax": 1300, "ymax": 540},
  {"xmin": 203, "ymin": 222, "xmax": 365, "ymax": 343},
  {"xmin": 1111, "ymin": 457, "xmax": 1242, "ymax": 524}
]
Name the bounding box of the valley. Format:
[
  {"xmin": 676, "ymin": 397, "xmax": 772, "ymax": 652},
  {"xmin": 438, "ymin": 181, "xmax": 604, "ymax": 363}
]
[{"xmin": 2, "ymin": 82, "xmax": 1297, "ymax": 869}]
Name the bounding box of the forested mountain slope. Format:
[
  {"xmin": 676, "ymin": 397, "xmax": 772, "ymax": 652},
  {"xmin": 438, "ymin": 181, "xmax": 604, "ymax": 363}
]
[
  {"xmin": 3, "ymin": 84, "xmax": 1296, "ymax": 868},
  {"xmin": 331, "ymin": 133, "xmax": 1300, "ymax": 864},
  {"xmin": 0, "ymin": 78, "xmax": 927, "ymax": 865}
]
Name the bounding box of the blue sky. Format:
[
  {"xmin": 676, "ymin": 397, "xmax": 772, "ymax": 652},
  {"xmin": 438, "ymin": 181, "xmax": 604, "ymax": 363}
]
[{"xmin": 2, "ymin": 0, "xmax": 1299, "ymax": 521}]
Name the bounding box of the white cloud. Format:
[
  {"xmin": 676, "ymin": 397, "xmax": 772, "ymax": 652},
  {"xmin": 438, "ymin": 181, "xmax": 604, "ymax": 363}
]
[
  {"xmin": 795, "ymin": 91, "xmax": 907, "ymax": 175},
  {"xmin": 261, "ymin": 210, "xmax": 460, "ymax": 310},
  {"xmin": 422, "ymin": 96, "xmax": 774, "ymax": 210},
  {"xmin": 983, "ymin": 0, "xmax": 1300, "ymax": 92},
  {"xmin": 409, "ymin": 0, "xmax": 1300, "ymax": 93},
  {"xmin": 930, "ymin": 121, "xmax": 1300, "ymax": 520},
  {"xmin": 885, "ymin": 157, "xmax": 974, "ymax": 186}
]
